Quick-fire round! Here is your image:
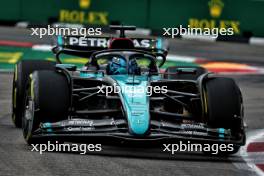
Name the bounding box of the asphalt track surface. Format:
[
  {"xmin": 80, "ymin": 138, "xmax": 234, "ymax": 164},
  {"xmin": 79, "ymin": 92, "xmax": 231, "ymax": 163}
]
[{"xmin": 0, "ymin": 26, "xmax": 264, "ymax": 175}]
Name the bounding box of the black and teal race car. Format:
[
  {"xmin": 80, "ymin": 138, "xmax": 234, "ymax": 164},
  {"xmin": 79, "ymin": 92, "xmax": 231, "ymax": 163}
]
[{"xmin": 12, "ymin": 26, "xmax": 245, "ymax": 154}]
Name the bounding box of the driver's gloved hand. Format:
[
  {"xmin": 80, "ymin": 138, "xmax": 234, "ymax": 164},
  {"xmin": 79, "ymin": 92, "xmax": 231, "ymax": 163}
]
[{"xmin": 128, "ymin": 59, "xmax": 141, "ymax": 75}]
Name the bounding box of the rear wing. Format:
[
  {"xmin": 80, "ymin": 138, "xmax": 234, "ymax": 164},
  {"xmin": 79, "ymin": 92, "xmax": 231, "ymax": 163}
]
[{"xmin": 56, "ymin": 36, "xmax": 168, "ymax": 54}]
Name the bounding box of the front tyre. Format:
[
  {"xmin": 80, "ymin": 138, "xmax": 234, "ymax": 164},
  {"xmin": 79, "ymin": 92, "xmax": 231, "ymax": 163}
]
[
  {"xmin": 12, "ymin": 60, "xmax": 55, "ymax": 128},
  {"xmin": 202, "ymin": 77, "xmax": 244, "ymax": 155},
  {"xmin": 22, "ymin": 70, "xmax": 70, "ymax": 144}
]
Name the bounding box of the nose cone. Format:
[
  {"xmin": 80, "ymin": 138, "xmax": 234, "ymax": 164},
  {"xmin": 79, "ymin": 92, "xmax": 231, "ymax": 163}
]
[
  {"xmin": 112, "ymin": 75, "xmax": 150, "ymax": 135},
  {"xmin": 127, "ymin": 104, "xmax": 150, "ymax": 135}
]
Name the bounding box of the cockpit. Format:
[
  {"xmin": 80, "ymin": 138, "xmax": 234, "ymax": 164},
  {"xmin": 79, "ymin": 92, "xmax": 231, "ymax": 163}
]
[{"xmin": 87, "ymin": 50, "xmax": 159, "ymax": 75}]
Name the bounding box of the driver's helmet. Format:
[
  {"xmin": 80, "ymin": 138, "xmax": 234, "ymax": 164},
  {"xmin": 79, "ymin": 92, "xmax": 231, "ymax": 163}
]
[{"xmin": 107, "ymin": 57, "xmax": 127, "ymax": 75}]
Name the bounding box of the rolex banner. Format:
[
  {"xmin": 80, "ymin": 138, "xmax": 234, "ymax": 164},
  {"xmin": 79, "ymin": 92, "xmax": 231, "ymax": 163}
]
[{"xmin": 0, "ymin": 0, "xmax": 263, "ymax": 37}]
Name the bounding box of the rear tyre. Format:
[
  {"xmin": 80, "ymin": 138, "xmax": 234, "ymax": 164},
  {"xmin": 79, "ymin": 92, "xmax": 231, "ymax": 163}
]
[
  {"xmin": 202, "ymin": 77, "xmax": 244, "ymax": 155},
  {"xmin": 22, "ymin": 70, "xmax": 70, "ymax": 144},
  {"xmin": 12, "ymin": 60, "xmax": 55, "ymax": 128},
  {"xmin": 164, "ymin": 66, "xmax": 207, "ymax": 80}
]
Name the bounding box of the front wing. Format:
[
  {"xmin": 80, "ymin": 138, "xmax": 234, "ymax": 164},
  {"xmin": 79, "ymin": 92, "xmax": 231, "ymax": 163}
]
[{"xmin": 31, "ymin": 119, "xmax": 246, "ymax": 145}]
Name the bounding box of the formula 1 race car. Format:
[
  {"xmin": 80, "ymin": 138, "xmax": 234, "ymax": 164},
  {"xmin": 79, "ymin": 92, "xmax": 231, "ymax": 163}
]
[{"xmin": 12, "ymin": 26, "xmax": 245, "ymax": 155}]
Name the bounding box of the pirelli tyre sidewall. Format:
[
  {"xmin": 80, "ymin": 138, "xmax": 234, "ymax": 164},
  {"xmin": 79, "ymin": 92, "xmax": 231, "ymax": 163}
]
[
  {"xmin": 22, "ymin": 74, "xmax": 35, "ymax": 144},
  {"xmin": 22, "ymin": 70, "xmax": 70, "ymax": 144},
  {"xmin": 12, "ymin": 65, "xmax": 19, "ymax": 126},
  {"xmin": 12, "ymin": 60, "xmax": 56, "ymax": 128}
]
